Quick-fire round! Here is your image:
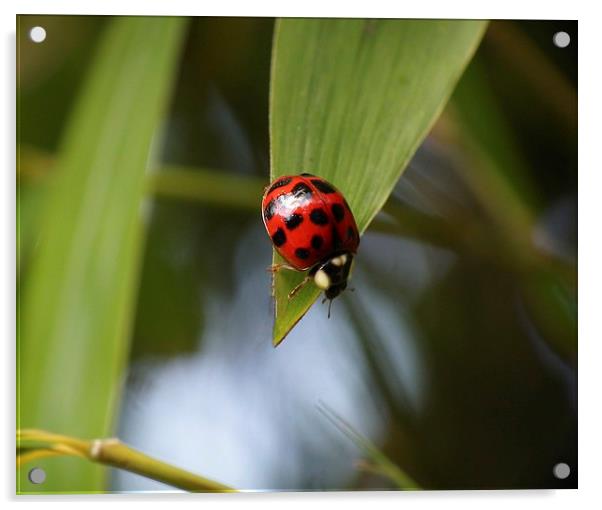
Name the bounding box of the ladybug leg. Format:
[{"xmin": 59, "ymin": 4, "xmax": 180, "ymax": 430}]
[
  {"xmin": 288, "ymin": 276, "xmax": 311, "ymax": 300},
  {"xmin": 321, "ymin": 297, "xmax": 334, "ymax": 318},
  {"xmin": 266, "ymin": 263, "xmax": 297, "ymax": 274}
]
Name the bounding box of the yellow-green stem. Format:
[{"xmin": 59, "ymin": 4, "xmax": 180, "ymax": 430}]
[{"xmin": 17, "ymin": 429, "xmax": 236, "ymax": 493}]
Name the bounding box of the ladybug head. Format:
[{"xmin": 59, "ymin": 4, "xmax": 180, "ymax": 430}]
[{"xmin": 312, "ymin": 252, "xmax": 354, "ymax": 303}]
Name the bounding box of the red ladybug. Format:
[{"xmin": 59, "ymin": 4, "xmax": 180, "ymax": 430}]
[{"xmin": 262, "ymin": 173, "xmax": 360, "ymax": 313}]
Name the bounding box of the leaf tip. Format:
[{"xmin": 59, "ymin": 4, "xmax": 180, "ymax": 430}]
[{"xmin": 271, "ymin": 325, "xmax": 288, "ymax": 347}]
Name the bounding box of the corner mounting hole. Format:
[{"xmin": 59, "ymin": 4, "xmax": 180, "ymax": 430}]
[
  {"xmin": 553, "ymin": 462, "xmax": 570, "ymax": 480},
  {"xmin": 553, "ymin": 31, "xmax": 570, "ymax": 48},
  {"xmin": 28, "ymin": 467, "xmax": 46, "ymax": 484},
  {"xmin": 29, "ymin": 26, "xmax": 46, "ymax": 43}
]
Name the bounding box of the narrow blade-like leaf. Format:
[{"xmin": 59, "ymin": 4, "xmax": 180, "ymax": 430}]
[
  {"xmin": 269, "ymin": 19, "xmax": 488, "ymax": 345},
  {"xmin": 18, "ymin": 16, "xmax": 186, "ymax": 492}
]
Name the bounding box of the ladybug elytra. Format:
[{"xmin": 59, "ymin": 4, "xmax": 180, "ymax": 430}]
[{"xmin": 261, "ymin": 173, "xmax": 360, "ymax": 315}]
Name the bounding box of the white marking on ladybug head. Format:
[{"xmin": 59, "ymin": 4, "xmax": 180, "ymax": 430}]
[
  {"xmin": 331, "ymin": 254, "xmax": 348, "ymax": 267},
  {"xmin": 314, "ymin": 269, "xmax": 331, "ymax": 290}
]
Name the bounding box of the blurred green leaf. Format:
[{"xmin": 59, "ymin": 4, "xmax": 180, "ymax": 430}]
[
  {"xmin": 18, "ymin": 16, "xmax": 186, "ymax": 493},
  {"xmin": 486, "ymin": 21, "xmax": 577, "ymax": 131},
  {"xmin": 411, "ymin": 258, "xmax": 576, "ymax": 488},
  {"xmin": 448, "ymin": 57, "xmax": 538, "ymax": 254},
  {"xmin": 17, "ymin": 15, "xmax": 107, "ymax": 151},
  {"xmin": 521, "ymin": 271, "xmax": 577, "ymax": 364},
  {"xmin": 269, "ymin": 19, "xmax": 488, "ymax": 345},
  {"xmin": 317, "ymin": 403, "xmax": 420, "ymax": 490},
  {"xmin": 449, "ymin": 49, "xmax": 577, "ymax": 360},
  {"xmin": 129, "ymin": 201, "xmax": 205, "ymax": 361}
]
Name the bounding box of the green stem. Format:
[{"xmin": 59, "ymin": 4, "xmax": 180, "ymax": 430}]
[
  {"xmin": 90, "ymin": 438, "xmax": 234, "ymax": 492},
  {"xmin": 17, "ymin": 429, "xmax": 236, "ymax": 492},
  {"xmin": 147, "ymin": 165, "xmax": 265, "ymax": 211},
  {"xmin": 19, "ymin": 147, "xmax": 576, "ymax": 294}
]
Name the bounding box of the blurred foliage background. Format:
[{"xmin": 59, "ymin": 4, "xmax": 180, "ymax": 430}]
[{"xmin": 17, "ymin": 16, "xmax": 576, "ymax": 493}]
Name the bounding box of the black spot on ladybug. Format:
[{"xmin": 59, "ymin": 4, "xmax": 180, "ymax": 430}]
[
  {"xmin": 263, "ymin": 199, "xmax": 276, "ymax": 221},
  {"xmin": 332, "ymin": 226, "xmax": 342, "ymax": 249},
  {"xmin": 295, "ymin": 247, "xmax": 310, "ymax": 259},
  {"xmin": 300, "ymin": 172, "xmax": 315, "ymax": 177},
  {"xmin": 332, "ymin": 203, "xmax": 345, "ymax": 222},
  {"xmin": 291, "ymin": 182, "xmax": 313, "ymax": 199},
  {"xmin": 271, "ymin": 228, "xmax": 286, "ymax": 247},
  {"xmin": 285, "ymin": 213, "xmax": 303, "ymax": 230},
  {"xmin": 311, "ymin": 179, "xmax": 336, "ymax": 194},
  {"xmin": 267, "ymin": 177, "xmax": 292, "ymax": 195},
  {"xmin": 311, "ymin": 234, "xmax": 324, "ymax": 250},
  {"xmin": 347, "ymin": 226, "xmax": 358, "ymax": 242},
  {"xmin": 310, "ymin": 208, "xmax": 329, "ymax": 225}
]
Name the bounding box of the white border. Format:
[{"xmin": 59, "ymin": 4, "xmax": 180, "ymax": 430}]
[
  {"xmin": 4, "ymin": 1, "xmax": 600, "ymax": 509},
  {"xmin": 6, "ymin": 0, "xmax": 580, "ymax": 19}
]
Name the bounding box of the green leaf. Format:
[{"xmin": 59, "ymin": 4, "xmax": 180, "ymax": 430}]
[
  {"xmin": 449, "ymin": 57, "xmax": 537, "ymax": 252},
  {"xmin": 317, "ymin": 403, "xmax": 420, "ymax": 490},
  {"xmin": 18, "ymin": 16, "xmax": 186, "ymax": 493},
  {"xmin": 269, "ymin": 19, "xmax": 488, "ymax": 345},
  {"xmin": 449, "ymin": 48, "xmax": 576, "ymax": 361}
]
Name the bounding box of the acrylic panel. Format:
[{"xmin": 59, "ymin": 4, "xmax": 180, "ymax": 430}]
[{"xmin": 16, "ymin": 15, "xmax": 577, "ymax": 494}]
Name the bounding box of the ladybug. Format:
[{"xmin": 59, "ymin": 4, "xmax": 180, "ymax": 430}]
[{"xmin": 261, "ymin": 173, "xmax": 360, "ymax": 315}]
